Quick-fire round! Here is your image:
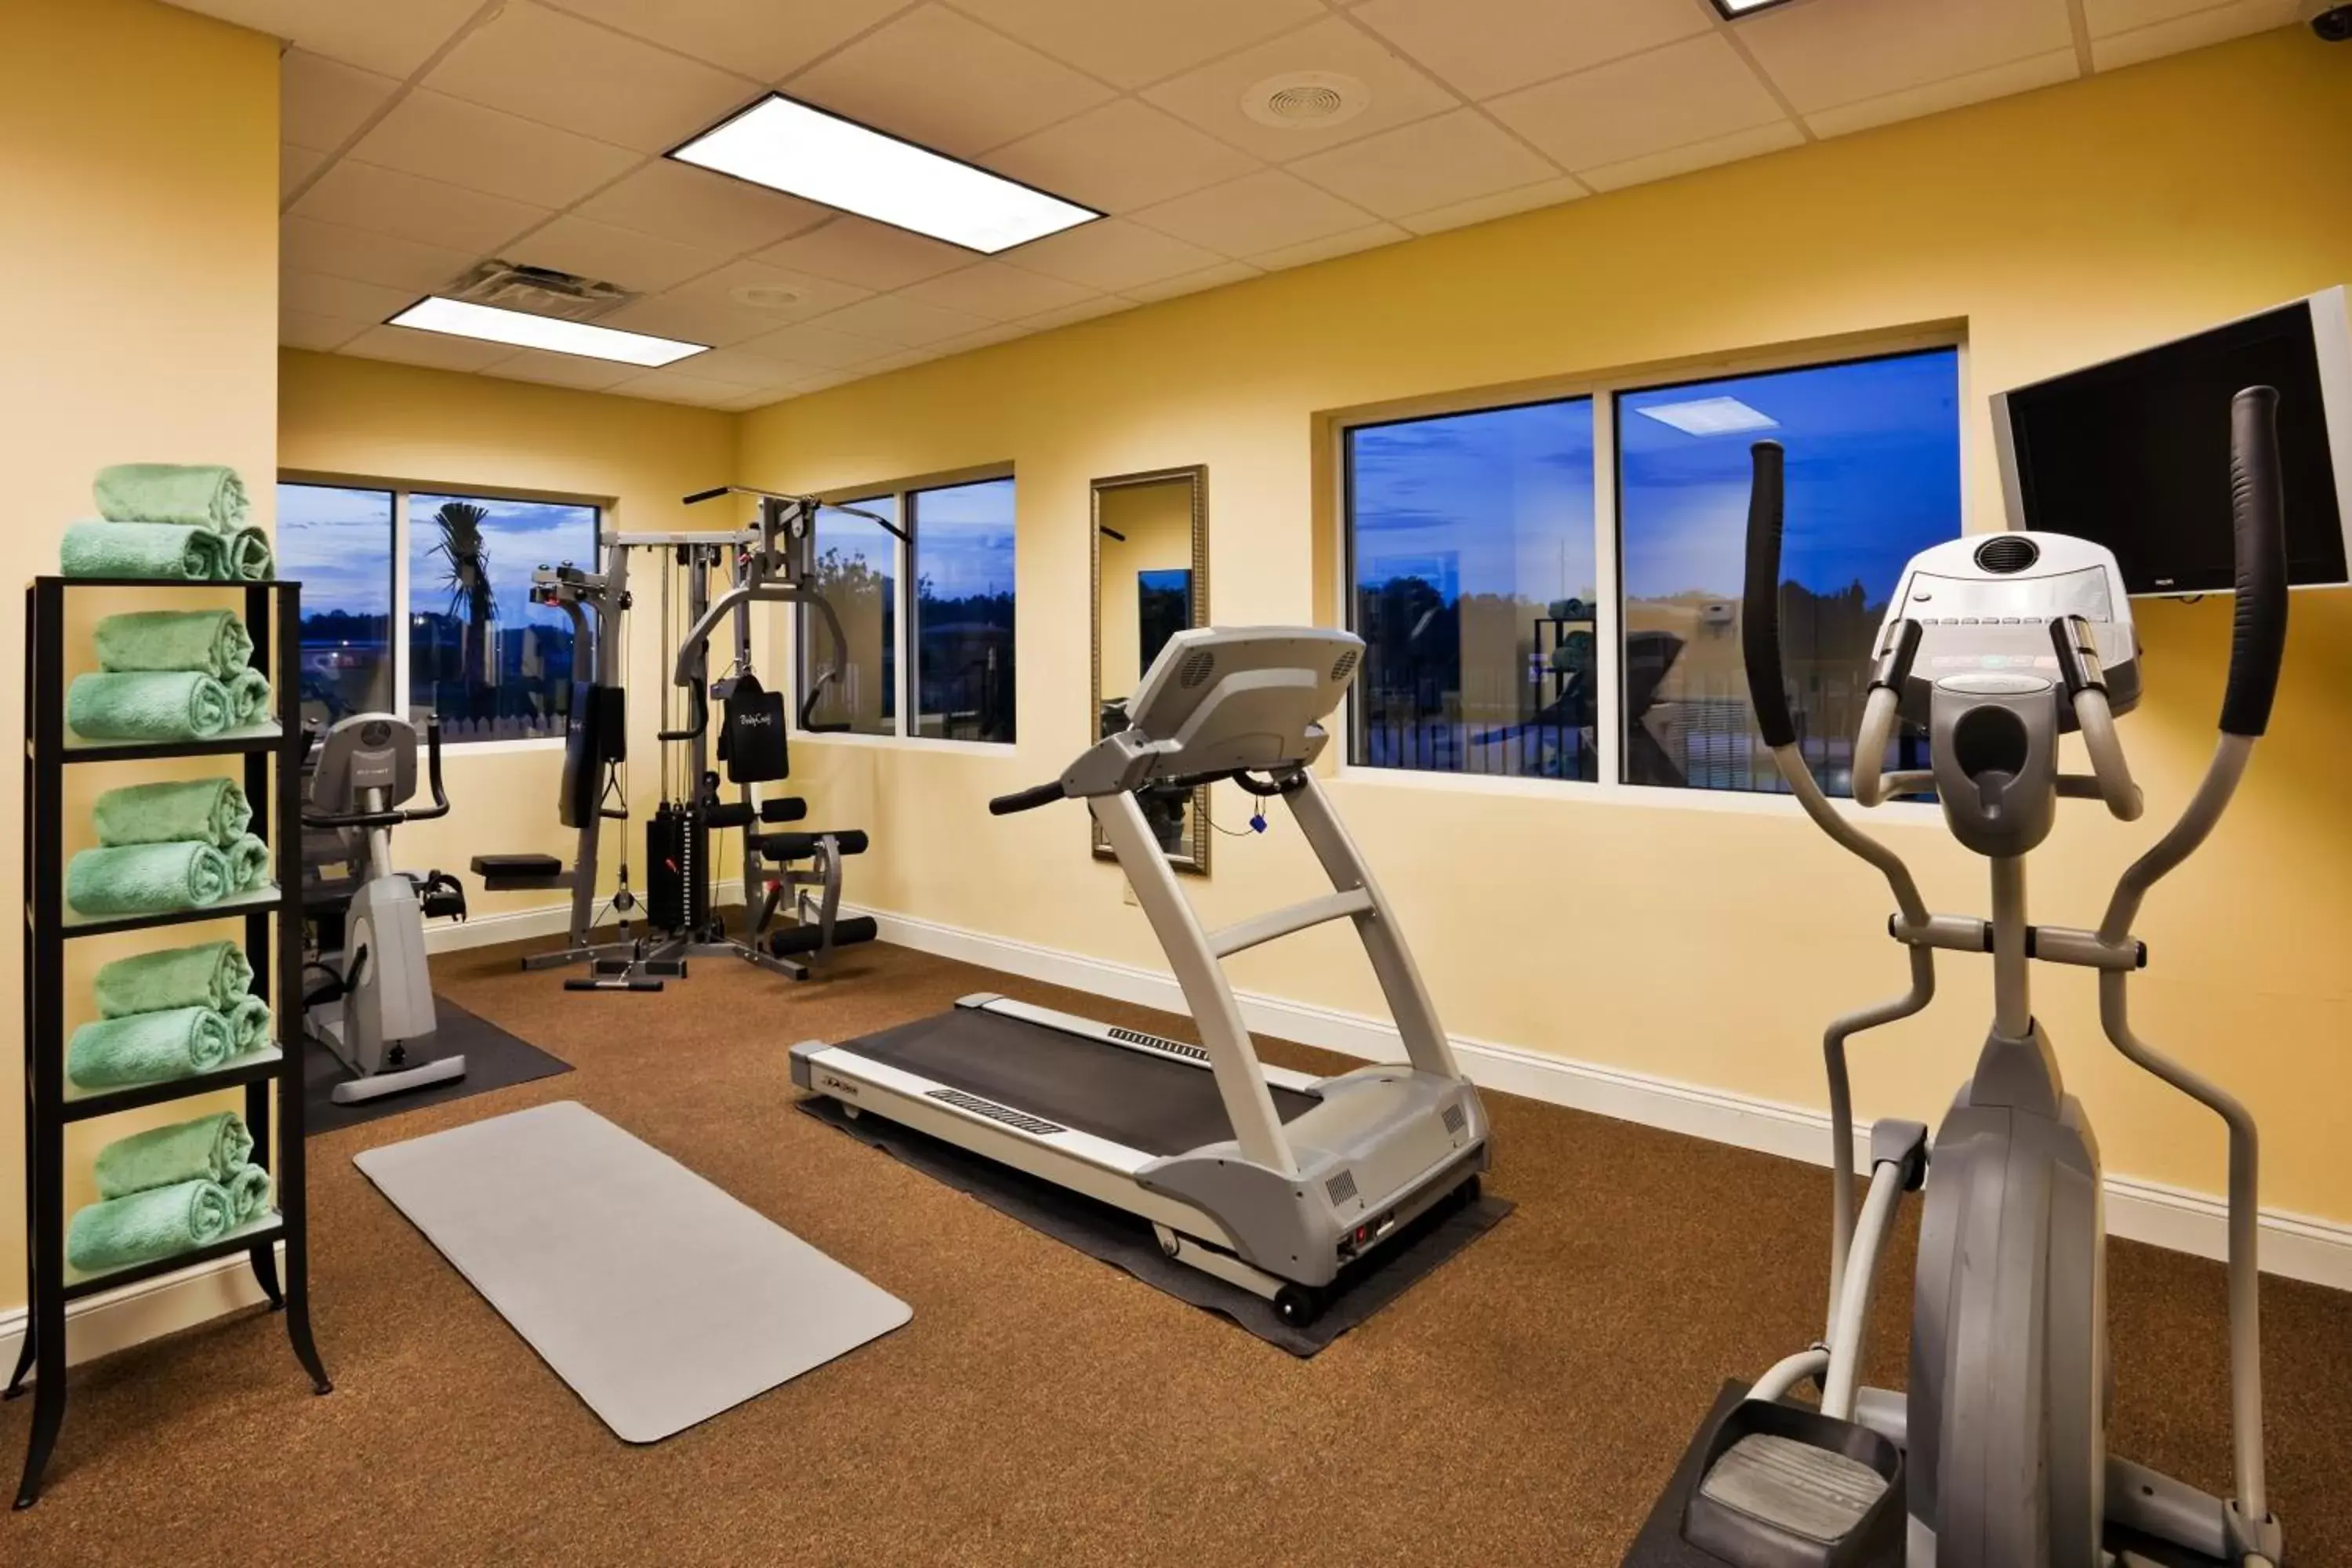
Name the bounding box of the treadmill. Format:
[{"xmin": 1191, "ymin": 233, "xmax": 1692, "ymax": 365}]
[{"xmin": 792, "ymin": 626, "xmax": 1490, "ymax": 1326}]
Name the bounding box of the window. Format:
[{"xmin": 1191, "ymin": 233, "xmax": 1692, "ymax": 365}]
[
  {"xmin": 1618, "ymin": 350, "xmax": 1960, "ymax": 794},
  {"xmin": 274, "ymin": 479, "xmax": 598, "ymax": 743},
  {"xmin": 794, "ymin": 472, "xmax": 1017, "ymax": 746},
  {"xmin": 1346, "ymin": 398, "xmax": 1599, "ymax": 780},
  {"xmin": 1339, "ymin": 343, "xmax": 1962, "ymax": 797}
]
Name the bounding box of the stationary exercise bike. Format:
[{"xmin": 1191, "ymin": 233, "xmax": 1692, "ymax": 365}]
[
  {"xmin": 302, "ymin": 713, "xmax": 469, "ymax": 1105},
  {"xmin": 1674, "ymin": 389, "xmax": 2290, "ymax": 1567}
]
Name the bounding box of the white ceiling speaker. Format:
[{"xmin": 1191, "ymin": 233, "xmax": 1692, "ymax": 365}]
[
  {"xmin": 1240, "ymin": 71, "xmax": 1370, "ymax": 131},
  {"xmin": 730, "ymin": 284, "xmax": 804, "ymax": 310}
]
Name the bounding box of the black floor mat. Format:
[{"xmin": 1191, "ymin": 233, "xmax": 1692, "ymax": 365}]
[
  {"xmin": 798, "ymin": 1094, "xmax": 1508, "ymax": 1356},
  {"xmin": 303, "ymin": 997, "xmax": 571, "ymax": 1136}
]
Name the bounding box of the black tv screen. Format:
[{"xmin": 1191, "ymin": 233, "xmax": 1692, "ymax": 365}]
[{"xmin": 1995, "ymin": 292, "xmax": 2351, "ymax": 593}]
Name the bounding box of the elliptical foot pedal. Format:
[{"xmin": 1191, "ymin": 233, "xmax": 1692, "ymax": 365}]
[{"xmin": 1682, "ymin": 1399, "xmax": 1903, "ymax": 1566}]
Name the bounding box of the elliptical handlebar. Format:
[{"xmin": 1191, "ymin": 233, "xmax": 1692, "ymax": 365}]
[
  {"xmin": 1740, "ymin": 441, "xmax": 1800, "ymax": 751},
  {"xmin": 989, "ymin": 780, "xmax": 1067, "ymax": 815},
  {"xmin": 2221, "ymin": 385, "xmax": 2291, "ymax": 739}
]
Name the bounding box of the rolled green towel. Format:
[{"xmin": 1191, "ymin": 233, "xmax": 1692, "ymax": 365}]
[
  {"xmin": 227, "ymin": 526, "xmax": 274, "ymax": 582},
  {"xmin": 227, "ymin": 668, "xmax": 273, "ymax": 727},
  {"xmin": 66, "ymin": 1007, "xmax": 236, "ymax": 1088},
  {"xmin": 67, "ymin": 840, "xmax": 231, "ymax": 917},
  {"xmin": 93, "ymin": 463, "xmax": 249, "ymax": 534},
  {"xmin": 94, "ymin": 1110, "xmax": 252, "ymax": 1199},
  {"xmin": 94, "ymin": 608, "xmax": 252, "ymax": 680},
  {"xmin": 225, "ymin": 1163, "xmax": 274, "ymax": 1225},
  {"xmin": 93, "ymin": 777, "xmax": 251, "ymax": 849},
  {"xmin": 67, "ymin": 670, "xmax": 232, "ymax": 742},
  {"xmin": 95, "ymin": 940, "xmax": 251, "ymax": 1016},
  {"xmin": 226, "ymin": 833, "xmax": 269, "ymax": 891},
  {"xmin": 67, "ymin": 1179, "xmax": 234, "ymax": 1276},
  {"xmin": 60, "ymin": 521, "xmax": 228, "ymax": 581},
  {"xmin": 226, "ymin": 994, "xmax": 272, "ymax": 1052}
]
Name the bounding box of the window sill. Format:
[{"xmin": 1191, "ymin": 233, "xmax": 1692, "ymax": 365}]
[
  {"xmin": 792, "ymin": 729, "xmax": 1018, "ymax": 757},
  {"xmin": 1330, "ymin": 761, "xmax": 1947, "ymax": 825}
]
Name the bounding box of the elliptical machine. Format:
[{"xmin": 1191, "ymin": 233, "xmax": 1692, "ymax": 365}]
[{"xmin": 1674, "ymin": 388, "xmax": 2290, "ymax": 1568}]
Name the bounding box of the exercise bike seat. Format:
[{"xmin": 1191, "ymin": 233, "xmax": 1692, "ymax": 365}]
[{"xmin": 470, "ymin": 852, "xmax": 570, "ymax": 891}]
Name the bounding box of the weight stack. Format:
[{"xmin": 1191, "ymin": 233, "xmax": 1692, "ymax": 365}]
[{"xmin": 646, "ymin": 802, "xmax": 709, "ymax": 935}]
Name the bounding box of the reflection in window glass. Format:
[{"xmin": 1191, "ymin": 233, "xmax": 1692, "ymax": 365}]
[
  {"xmin": 1346, "ymin": 399, "xmax": 1598, "ymax": 779},
  {"xmin": 1617, "ymin": 348, "xmax": 1960, "ymax": 794},
  {"xmin": 911, "ymin": 478, "xmax": 1016, "ymax": 743},
  {"xmin": 407, "ymin": 492, "xmax": 597, "ymax": 742},
  {"xmin": 278, "ymin": 481, "xmax": 395, "ymax": 727},
  {"xmin": 802, "ymin": 497, "xmax": 898, "ymax": 736}
]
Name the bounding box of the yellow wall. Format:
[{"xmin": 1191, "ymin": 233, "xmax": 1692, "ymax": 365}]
[
  {"xmin": 276, "ymin": 350, "xmax": 742, "ymax": 918},
  {"xmin": 1, "ymin": 0, "xmax": 282, "ymax": 1314},
  {"xmin": 742, "ymin": 31, "xmax": 2352, "ymax": 1228}
]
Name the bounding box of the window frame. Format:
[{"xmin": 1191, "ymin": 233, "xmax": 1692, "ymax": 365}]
[
  {"xmin": 793, "ymin": 461, "xmax": 1018, "ymax": 753},
  {"xmin": 1329, "ymin": 328, "xmax": 1967, "ymax": 818},
  {"xmin": 278, "ymin": 470, "xmax": 609, "ymax": 753}
]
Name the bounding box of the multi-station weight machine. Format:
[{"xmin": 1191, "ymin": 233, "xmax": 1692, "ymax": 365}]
[{"xmin": 471, "ymin": 487, "xmax": 881, "ymax": 991}]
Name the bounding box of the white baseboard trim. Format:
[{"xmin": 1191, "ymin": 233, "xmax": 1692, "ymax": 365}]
[
  {"xmin": 862, "ymin": 906, "xmax": 2352, "ymax": 1294},
  {"xmin": 424, "ymin": 902, "xmax": 573, "ymax": 955},
  {"xmin": 0, "ymin": 1243, "xmax": 285, "ymax": 1385}
]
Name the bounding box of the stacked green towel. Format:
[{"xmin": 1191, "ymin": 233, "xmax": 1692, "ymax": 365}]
[
  {"xmin": 226, "ymin": 833, "xmax": 269, "ymax": 891},
  {"xmin": 94, "ymin": 608, "xmax": 252, "ymax": 681},
  {"xmin": 225, "ymin": 1163, "xmax": 273, "ymax": 1225},
  {"xmin": 67, "ymin": 840, "xmax": 231, "ymax": 916},
  {"xmin": 95, "ymin": 940, "xmax": 252, "ymax": 1015},
  {"xmin": 227, "ymin": 669, "xmax": 272, "ymax": 727},
  {"xmin": 227, "ymin": 526, "xmax": 274, "ymax": 582},
  {"xmin": 66, "ymin": 1007, "xmax": 235, "ymax": 1088},
  {"xmin": 67, "ymin": 670, "xmax": 232, "ymax": 741},
  {"xmin": 93, "ymin": 463, "xmax": 249, "ymax": 534},
  {"xmin": 93, "ymin": 777, "xmax": 250, "ymax": 848},
  {"xmin": 67, "ymin": 1179, "xmax": 234, "ymax": 1275},
  {"xmin": 93, "ymin": 1111, "xmax": 252, "ymax": 1199},
  {"xmin": 226, "ymin": 995, "xmax": 271, "ymax": 1052},
  {"xmin": 60, "ymin": 521, "xmax": 228, "ymax": 582}
]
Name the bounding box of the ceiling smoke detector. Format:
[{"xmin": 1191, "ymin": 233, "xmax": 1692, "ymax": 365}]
[
  {"xmin": 1241, "ymin": 71, "xmax": 1370, "ymax": 130},
  {"xmin": 730, "ymin": 284, "xmax": 804, "ymax": 310},
  {"xmin": 447, "ymin": 260, "xmax": 632, "ymax": 321}
]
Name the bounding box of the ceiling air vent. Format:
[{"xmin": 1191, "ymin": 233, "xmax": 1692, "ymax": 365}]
[
  {"xmin": 1240, "ymin": 72, "xmax": 1370, "ymax": 132},
  {"xmin": 446, "ymin": 260, "xmax": 633, "ymax": 322},
  {"xmin": 1973, "ymin": 535, "xmax": 2041, "ymax": 575}
]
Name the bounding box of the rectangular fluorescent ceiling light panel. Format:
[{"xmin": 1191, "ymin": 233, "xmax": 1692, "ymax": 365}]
[
  {"xmin": 385, "ymin": 297, "xmax": 707, "ymax": 366},
  {"xmin": 1709, "ymin": 0, "xmax": 1798, "ymax": 15},
  {"xmin": 1636, "ymin": 396, "xmax": 1779, "ymax": 436},
  {"xmin": 670, "ymin": 94, "xmax": 1100, "ymax": 254}
]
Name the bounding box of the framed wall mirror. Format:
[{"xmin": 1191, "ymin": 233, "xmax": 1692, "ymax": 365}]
[{"xmin": 1091, "ymin": 465, "xmax": 1210, "ymax": 874}]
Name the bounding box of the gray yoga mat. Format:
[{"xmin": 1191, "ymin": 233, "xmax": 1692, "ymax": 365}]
[{"xmin": 354, "ymin": 1100, "xmax": 910, "ymax": 1443}]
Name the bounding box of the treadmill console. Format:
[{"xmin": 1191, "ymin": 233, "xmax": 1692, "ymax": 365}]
[{"xmin": 1111, "ymin": 626, "xmax": 1366, "ymax": 784}]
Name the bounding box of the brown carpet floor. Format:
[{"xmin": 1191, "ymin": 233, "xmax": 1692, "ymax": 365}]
[{"xmin": 10, "ymin": 935, "xmax": 2352, "ymax": 1566}]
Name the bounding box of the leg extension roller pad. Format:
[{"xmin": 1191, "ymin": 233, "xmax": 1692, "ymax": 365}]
[{"xmin": 768, "ymin": 916, "xmax": 877, "ymax": 958}]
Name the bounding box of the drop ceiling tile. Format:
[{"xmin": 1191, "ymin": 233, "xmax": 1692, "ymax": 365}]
[
  {"xmin": 1020, "ymin": 296, "xmax": 1137, "ymax": 331},
  {"xmin": 281, "ymin": 143, "xmax": 328, "ymax": 194},
  {"xmin": 716, "ymin": 387, "xmax": 790, "ymax": 412},
  {"xmin": 1737, "ymin": 0, "xmax": 2075, "ymax": 112},
  {"xmin": 753, "ymin": 218, "xmax": 978, "ymax": 292},
  {"xmin": 505, "ymin": 215, "xmax": 731, "ymax": 295},
  {"xmin": 2089, "ymin": 0, "xmax": 2302, "ymax": 67},
  {"xmin": 1486, "ymin": 34, "xmax": 1784, "ymax": 172},
  {"xmin": 480, "ymin": 349, "xmax": 643, "ymax": 391},
  {"xmin": 281, "ymin": 216, "xmax": 479, "ymax": 294},
  {"xmin": 1248, "ymin": 222, "xmax": 1409, "ymax": 272},
  {"xmin": 1351, "ymin": 0, "xmax": 1716, "ymax": 101},
  {"xmin": 1120, "ymin": 260, "xmax": 1263, "ymax": 305},
  {"xmin": 544, "ymin": 0, "xmax": 912, "ymax": 85},
  {"xmin": 602, "ymin": 259, "xmax": 874, "ymax": 346},
  {"xmin": 349, "ymin": 89, "xmax": 642, "ymax": 209},
  {"xmin": 280, "ymin": 309, "xmax": 368, "ymax": 353},
  {"xmin": 1575, "ymin": 119, "xmax": 1804, "ymax": 194},
  {"xmin": 1806, "ymin": 49, "xmax": 2078, "ymax": 139},
  {"xmin": 2085, "ymin": 0, "xmax": 2245, "ymax": 33},
  {"xmin": 340, "ymin": 322, "xmax": 516, "ymax": 373},
  {"xmin": 929, "ymin": 322, "xmax": 1035, "ymax": 357},
  {"xmin": 423, "ymin": 2, "xmax": 760, "ymax": 154},
  {"xmin": 1129, "ymin": 169, "xmax": 1376, "ymax": 258},
  {"xmin": 985, "ymin": 100, "xmax": 1263, "ymax": 214},
  {"xmin": 737, "ymin": 321, "xmax": 902, "ymax": 369},
  {"xmin": 783, "ymin": 5, "xmax": 1116, "ymax": 158},
  {"xmin": 281, "ymin": 269, "xmax": 418, "ymax": 324},
  {"xmin": 180, "ymin": 0, "xmax": 485, "ymax": 77},
  {"xmin": 898, "ymin": 261, "xmax": 1101, "ymax": 321},
  {"xmin": 291, "ymin": 159, "xmax": 552, "ymax": 256},
  {"xmin": 658, "ymin": 345, "xmax": 819, "ymax": 389},
  {"xmin": 281, "ymin": 49, "xmax": 402, "ymax": 151},
  {"xmin": 1140, "ymin": 16, "xmax": 1462, "ymax": 163},
  {"xmin": 573, "ymin": 161, "xmax": 833, "ymax": 255},
  {"xmin": 996, "ymin": 219, "xmax": 1226, "ymax": 292},
  {"xmin": 947, "ymin": 0, "xmax": 1326, "ymax": 90},
  {"xmin": 815, "ymin": 292, "xmax": 997, "ymax": 347},
  {"xmin": 858, "ymin": 345, "xmax": 952, "ymax": 375},
  {"xmin": 1287, "ymin": 108, "xmax": 1556, "ymax": 221},
  {"xmin": 1397, "ymin": 175, "xmax": 1584, "ymax": 235},
  {"xmin": 604, "ymin": 368, "xmax": 753, "ymax": 407}
]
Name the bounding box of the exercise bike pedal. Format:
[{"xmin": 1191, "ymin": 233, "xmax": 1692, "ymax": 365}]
[{"xmin": 1682, "ymin": 1398, "xmax": 1904, "ymax": 1567}]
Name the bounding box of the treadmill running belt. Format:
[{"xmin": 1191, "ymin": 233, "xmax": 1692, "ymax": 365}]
[{"xmin": 837, "ymin": 1007, "xmax": 1319, "ymax": 1160}]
